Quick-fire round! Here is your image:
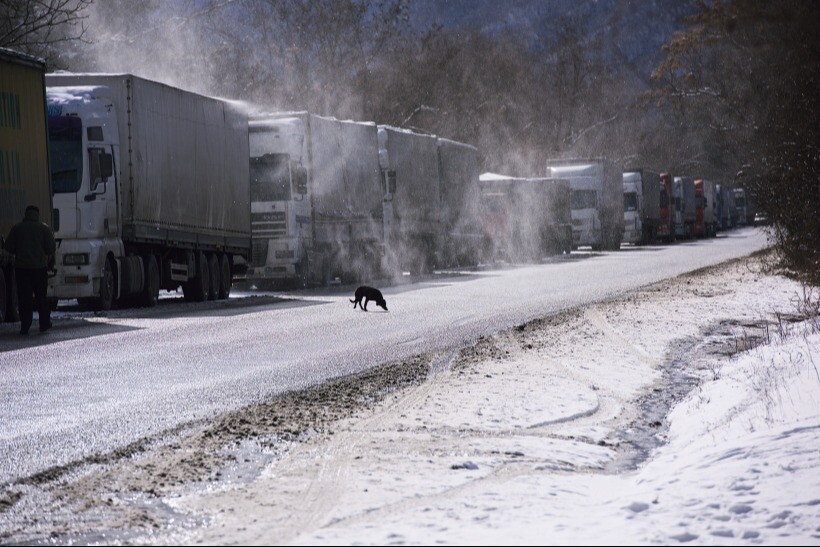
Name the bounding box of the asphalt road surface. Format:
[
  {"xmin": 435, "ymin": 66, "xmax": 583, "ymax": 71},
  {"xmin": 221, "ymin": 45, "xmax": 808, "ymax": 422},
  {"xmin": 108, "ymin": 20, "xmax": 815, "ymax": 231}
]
[{"xmin": 0, "ymin": 228, "xmax": 768, "ymax": 485}]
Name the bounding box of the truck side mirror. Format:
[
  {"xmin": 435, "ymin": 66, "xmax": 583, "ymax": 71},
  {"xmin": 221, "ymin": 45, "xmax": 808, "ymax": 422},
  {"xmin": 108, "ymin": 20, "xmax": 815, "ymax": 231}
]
[{"xmin": 294, "ymin": 166, "xmax": 307, "ymax": 195}]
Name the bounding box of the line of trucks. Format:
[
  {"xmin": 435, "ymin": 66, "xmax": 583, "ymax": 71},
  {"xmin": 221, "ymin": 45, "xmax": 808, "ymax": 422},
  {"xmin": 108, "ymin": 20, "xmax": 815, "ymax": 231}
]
[
  {"xmin": 0, "ymin": 50, "xmax": 756, "ymax": 320},
  {"xmin": 620, "ymin": 171, "xmax": 750, "ymax": 246}
]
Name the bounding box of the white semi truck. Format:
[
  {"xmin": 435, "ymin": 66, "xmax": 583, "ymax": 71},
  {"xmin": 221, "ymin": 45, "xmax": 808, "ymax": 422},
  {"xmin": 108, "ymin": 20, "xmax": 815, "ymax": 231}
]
[
  {"xmin": 478, "ymin": 173, "xmax": 572, "ymax": 262},
  {"xmin": 673, "ymin": 176, "xmax": 696, "ymax": 240},
  {"xmin": 547, "ymin": 158, "xmax": 623, "ymax": 251},
  {"xmin": 246, "ymin": 112, "xmax": 384, "ymax": 287},
  {"xmin": 622, "ymin": 169, "xmax": 661, "ymax": 245},
  {"xmin": 45, "ymin": 73, "xmax": 251, "ymax": 310}
]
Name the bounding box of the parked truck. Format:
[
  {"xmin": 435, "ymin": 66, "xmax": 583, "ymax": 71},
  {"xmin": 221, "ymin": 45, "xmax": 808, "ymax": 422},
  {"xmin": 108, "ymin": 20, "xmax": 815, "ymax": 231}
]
[
  {"xmin": 716, "ymin": 183, "xmax": 735, "ymax": 231},
  {"xmin": 733, "ymin": 187, "xmax": 748, "ymax": 227},
  {"xmin": 478, "ymin": 173, "xmax": 572, "ymax": 262},
  {"xmin": 657, "ymin": 173, "xmax": 675, "ymax": 242},
  {"xmin": 245, "ymin": 112, "xmax": 384, "ymax": 287},
  {"xmin": 694, "ymin": 179, "xmax": 717, "ymax": 238},
  {"xmin": 673, "ymin": 176, "xmax": 696, "ymax": 240},
  {"xmin": 547, "ymin": 158, "xmax": 623, "ymax": 251},
  {"xmin": 1, "ymin": 48, "xmax": 53, "ymax": 322},
  {"xmin": 378, "ymin": 125, "xmax": 440, "ymax": 275},
  {"xmin": 436, "ymin": 138, "xmax": 486, "ymax": 268},
  {"xmin": 45, "ymin": 73, "xmax": 251, "ymax": 310},
  {"xmin": 622, "ymin": 169, "xmax": 661, "ymax": 245}
]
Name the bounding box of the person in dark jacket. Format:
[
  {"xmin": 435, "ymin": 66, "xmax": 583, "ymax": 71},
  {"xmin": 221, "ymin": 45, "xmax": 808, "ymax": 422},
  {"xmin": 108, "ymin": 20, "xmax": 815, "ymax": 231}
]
[{"xmin": 4, "ymin": 205, "xmax": 57, "ymax": 334}]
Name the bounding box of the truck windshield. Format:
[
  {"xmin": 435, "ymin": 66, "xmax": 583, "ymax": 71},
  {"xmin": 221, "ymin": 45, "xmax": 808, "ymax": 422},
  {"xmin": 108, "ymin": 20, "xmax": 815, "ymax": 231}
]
[
  {"xmin": 571, "ymin": 190, "xmax": 597, "ymax": 210},
  {"xmin": 250, "ymin": 154, "xmax": 291, "ymax": 201},
  {"xmin": 623, "ymin": 192, "xmax": 638, "ymax": 212},
  {"xmin": 48, "ymin": 116, "xmax": 83, "ymax": 194}
]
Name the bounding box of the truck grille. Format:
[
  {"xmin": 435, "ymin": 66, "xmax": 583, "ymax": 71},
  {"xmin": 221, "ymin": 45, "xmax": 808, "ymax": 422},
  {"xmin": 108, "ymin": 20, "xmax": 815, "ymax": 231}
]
[{"xmin": 252, "ymin": 211, "xmax": 287, "ymax": 237}]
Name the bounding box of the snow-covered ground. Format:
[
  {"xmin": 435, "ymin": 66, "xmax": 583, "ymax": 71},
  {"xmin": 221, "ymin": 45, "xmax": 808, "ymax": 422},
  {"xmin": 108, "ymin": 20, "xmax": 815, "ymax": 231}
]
[{"xmin": 161, "ymin": 256, "xmax": 820, "ymax": 546}]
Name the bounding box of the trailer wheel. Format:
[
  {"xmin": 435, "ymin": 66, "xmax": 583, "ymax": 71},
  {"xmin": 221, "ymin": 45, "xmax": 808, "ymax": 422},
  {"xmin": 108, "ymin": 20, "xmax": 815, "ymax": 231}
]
[
  {"xmin": 80, "ymin": 258, "xmax": 114, "ymax": 311},
  {"xmin": 207, "ymin": 253, "xmax": 219, "ymax": 301},
  {"xmin": 183, "ymin": 252, "xmax": 209, "ymax": 302},
  {"xmin": 218, "ymin": 254, "xmax": 231, "ymax": 299},
  {"xmin": 94, "ymin": 257, "xmax": 115, "ymax": 311},
  {"xmin": 142, "ymin": 253, "xmax": 160, "ymax": 307}
]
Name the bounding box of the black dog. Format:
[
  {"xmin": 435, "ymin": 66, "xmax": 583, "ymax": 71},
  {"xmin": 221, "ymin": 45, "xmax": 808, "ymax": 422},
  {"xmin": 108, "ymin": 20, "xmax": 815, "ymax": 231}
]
[{"xmin": 350, "ymin": 285, "xmax": 388, "ymax": 311}]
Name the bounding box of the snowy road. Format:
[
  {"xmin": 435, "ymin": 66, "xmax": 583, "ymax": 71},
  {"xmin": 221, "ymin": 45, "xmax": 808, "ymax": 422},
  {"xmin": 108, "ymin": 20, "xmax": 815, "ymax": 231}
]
[{"xmin": 0, "ymin": 228, "xmax": 767, "ymax": 485}]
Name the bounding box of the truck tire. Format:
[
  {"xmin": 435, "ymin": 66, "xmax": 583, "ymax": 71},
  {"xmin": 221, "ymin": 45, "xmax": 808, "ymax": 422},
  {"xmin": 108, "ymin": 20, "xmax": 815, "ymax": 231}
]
[
  {"xmin": 207, "ymin": 253, "xmax": 219, "ymax": 301},
  {"xmin": 142, "ymin": 253, "xmax": 160, "ymax": 307},
  {"xmin": 183, "ymin": 252, "xmax": 209, "ymax": 302},
  {"xmin": 218, "ymin": 254, "xmax": 231, "ymax": 299},
  {"xmin": 88, "ymin": 257, "xmax": 115, "ymax": 311}
]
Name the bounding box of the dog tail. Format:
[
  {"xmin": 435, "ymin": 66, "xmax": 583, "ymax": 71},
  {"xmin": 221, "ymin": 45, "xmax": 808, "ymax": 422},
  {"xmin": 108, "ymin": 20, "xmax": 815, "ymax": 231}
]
[{"xmin": 349, "ymin": 299, "xmax": 356, "ymax": 303}]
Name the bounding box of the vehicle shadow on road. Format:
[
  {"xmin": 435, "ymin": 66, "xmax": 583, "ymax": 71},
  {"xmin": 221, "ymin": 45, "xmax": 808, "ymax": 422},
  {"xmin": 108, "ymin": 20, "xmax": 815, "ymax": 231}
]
[
  {"xmin": 0, "ymin": 321, "xmax": 139, "ymax": 353},
  {"xmin": 618, "ymin": 245, "xmax": 667, "ymax": 252},
  {"xmin": 46, "ymin": 294, "xmax": 330, "ymax": 323}
]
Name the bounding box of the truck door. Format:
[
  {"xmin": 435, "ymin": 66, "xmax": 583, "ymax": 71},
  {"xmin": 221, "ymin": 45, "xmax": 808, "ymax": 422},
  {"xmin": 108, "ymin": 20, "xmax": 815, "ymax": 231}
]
[
  {"xmin": 48, "ymin": 118, "xmax": 116, "ymax": 241},
  {"xmin": 80, "ymin": 133, "xmax": 117, "ymax": 240}
]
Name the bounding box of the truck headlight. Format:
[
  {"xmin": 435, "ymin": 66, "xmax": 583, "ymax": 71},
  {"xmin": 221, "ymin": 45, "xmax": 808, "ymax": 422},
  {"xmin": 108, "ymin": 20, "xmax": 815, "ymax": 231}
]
[{"xmin": 63, "ymin": 253, "xmax": 90, "ymax": 266}]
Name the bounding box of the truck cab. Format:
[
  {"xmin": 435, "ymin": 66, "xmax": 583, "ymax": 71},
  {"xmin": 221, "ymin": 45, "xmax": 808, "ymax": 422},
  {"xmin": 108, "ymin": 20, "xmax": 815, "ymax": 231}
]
[
  {"xmin": 694, "ymin": 179, "xmax": 716, "ymax": 238},
  {"xmin": 548, "ymin": 160, "xmax": 622, "ymax": 251},
  {"xmin": 247, "ymin": 118, "xmax": 310, "ymax": 286},
  {"xmin": 46, "ymin": 86, "xmax": 121, "ymax": 305},
  {"xmin": 247, "ymin": 113, "xmax": 384, "ymax": 287},
  {"xmin": 622, "ymin": 174, "xmax": 642, "ymax": 245}
]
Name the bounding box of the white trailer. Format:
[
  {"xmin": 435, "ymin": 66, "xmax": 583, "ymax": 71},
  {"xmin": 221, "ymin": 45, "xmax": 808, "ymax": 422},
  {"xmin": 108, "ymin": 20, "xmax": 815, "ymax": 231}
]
[
  {"xmin": 437, "ymin": 138, "xmax": 485, "ymax": 267},
  {"xmin": 45, "ymin": 73, "xmax": 250, "ymax": 309},
  {"xmin": 246, "ymin": 113, "xmax": 384, "ymax": 286},
  {"xmin": 547, "ymin": 159, "xmax": 623, "ymax": 251},
  {"xmin": 378, "ymin": 125, "xmax": 440, "ymax": 275}
]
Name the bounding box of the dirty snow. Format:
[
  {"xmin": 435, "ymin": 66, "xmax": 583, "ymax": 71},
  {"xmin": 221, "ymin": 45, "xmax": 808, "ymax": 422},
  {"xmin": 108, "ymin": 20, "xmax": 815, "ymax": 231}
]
[{"xmin": 149, "ymin": 256, "xmax": 820, "ymax": 546}]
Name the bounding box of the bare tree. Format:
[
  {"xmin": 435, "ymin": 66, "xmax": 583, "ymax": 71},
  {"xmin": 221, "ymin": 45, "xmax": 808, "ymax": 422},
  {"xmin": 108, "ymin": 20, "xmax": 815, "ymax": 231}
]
[
  {"xmin": 247, "ymin": 0, "xmax": 409, "ymax": 118},
  {"xmin": 0, "ymin": 0, "xmax": 93, "ymax": 67}
]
